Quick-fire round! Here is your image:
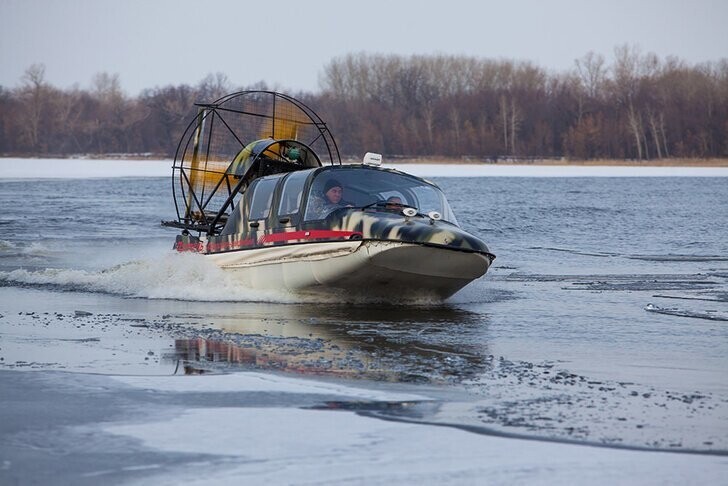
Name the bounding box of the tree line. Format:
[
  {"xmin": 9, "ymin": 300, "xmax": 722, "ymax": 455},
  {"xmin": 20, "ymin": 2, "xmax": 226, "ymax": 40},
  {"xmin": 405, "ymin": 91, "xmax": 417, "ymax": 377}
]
[
  {"xmin": 0, "ymin": 66, "xmax": 241, "ymax": 157},
  {"xmin": 2, "ymin": 47, "xmax": 727, "ymax": 160}
]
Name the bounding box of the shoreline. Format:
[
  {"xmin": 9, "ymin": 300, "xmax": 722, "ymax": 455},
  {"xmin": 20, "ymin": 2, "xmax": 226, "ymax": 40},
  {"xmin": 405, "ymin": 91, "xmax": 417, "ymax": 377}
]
[
  {"xmin": 373, "ymin": 157, "xmax": 728, "ymax": 167},
  {"xmin": 3, "ymin": 154, "xmax": 728, "ymax": 167}
]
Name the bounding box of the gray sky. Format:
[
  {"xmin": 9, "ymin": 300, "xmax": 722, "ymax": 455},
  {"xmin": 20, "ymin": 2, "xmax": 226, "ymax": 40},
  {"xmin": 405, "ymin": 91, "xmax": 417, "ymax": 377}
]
[{"xmin": 2, "ymin": 0, "xmax": 727, "ymax": 95}]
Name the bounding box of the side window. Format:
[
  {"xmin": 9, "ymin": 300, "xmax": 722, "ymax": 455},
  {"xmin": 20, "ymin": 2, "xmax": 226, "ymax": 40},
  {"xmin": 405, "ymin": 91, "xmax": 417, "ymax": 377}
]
[
  {"xmin": 303, "ymin": 175, "xmax": 328, "ymax": 221},
  {"xmin": 248, "ymin": 177, "xmax": 279, "ymax": 220},
  {"xmin": 278, "ymin": 171, "xmax": 308, "ymax": 216}
]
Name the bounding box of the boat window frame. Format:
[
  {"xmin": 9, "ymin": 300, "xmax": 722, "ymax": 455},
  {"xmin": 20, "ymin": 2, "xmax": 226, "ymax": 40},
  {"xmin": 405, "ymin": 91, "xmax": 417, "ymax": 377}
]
[
  {"xmin": 247, "ymin": 173, "xmax": 287, "ymax": 222},
  {"xmin": 276, "ymin": 170, "xmax": 310, "ymax": 224}
]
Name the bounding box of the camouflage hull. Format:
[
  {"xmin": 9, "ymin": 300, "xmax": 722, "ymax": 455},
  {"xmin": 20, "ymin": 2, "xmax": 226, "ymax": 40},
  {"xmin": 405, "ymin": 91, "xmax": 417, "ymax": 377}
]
[{"xmin": 206, "ymin": 239, "xmax": 491, "ymax": 299}]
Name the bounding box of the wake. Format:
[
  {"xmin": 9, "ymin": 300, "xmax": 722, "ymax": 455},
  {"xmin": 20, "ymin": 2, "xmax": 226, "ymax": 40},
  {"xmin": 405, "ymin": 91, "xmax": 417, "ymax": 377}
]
[
  {"xmin": 0, "ymin": 251, "xmax": 448, "ymax": 306},
  {"xmin": 0, "ymin": 252, "xmax": 299, "ymax": 303}
]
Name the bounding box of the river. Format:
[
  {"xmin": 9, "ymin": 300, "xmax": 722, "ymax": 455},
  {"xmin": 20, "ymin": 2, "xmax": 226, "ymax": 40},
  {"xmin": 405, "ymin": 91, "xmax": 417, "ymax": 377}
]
[{"xmin": 1, "ymin": 163, "xmax": 726, "ymax": 484}]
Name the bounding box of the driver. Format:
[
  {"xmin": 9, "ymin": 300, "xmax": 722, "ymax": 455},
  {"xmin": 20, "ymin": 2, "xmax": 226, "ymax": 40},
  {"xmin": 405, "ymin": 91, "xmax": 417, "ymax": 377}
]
[
  {"xmin": 324, "ymin": 179, "xmax": 344, "ymax": 206},
  {"xmin": 310, "ymin": 179, "xmax": 352, "ymax": 218}
]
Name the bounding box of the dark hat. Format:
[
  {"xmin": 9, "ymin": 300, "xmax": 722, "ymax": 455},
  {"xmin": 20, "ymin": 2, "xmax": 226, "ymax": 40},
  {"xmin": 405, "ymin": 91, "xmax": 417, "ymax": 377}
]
[{"xmin": 323, "ymin": 179, "xmax": 342, "ymax": 193}]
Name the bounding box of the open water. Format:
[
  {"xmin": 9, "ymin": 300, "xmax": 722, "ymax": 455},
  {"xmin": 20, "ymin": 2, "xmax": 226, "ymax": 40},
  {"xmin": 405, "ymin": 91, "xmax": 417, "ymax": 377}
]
[{"xmin": 1, "ymin": 174, "xmax": 727, "ymax": 456}]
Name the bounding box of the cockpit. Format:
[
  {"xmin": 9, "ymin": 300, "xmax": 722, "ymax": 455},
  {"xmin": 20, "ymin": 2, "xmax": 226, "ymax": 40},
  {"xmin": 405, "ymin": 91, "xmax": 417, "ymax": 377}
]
[
  {"xmin": 223, "ymin": 165, "xmax": 459, "ymax": 236},
  {"xmin": 302, "ymin": 166, "xmax": 458, "ymax": 224}
]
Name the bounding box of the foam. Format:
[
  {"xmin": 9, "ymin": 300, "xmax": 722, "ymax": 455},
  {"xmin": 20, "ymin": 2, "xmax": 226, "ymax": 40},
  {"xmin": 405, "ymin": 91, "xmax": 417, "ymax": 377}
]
[
  {"xmin": 0, "ymin": 252, "xmax": 299, "ymax": 303},
  {"xmin": 0, "ymin": 239, "xmax": 54, "ymax": 258},
  {"xmin": 0, "ymin": 249, "xmax": 451, "ymax": 305}
]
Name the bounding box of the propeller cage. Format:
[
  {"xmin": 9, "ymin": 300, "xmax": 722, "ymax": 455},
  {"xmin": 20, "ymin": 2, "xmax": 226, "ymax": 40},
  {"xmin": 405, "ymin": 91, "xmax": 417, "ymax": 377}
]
[{"xmin": 169, "ymin": 91, "xmax": 341, "ymax": 234}]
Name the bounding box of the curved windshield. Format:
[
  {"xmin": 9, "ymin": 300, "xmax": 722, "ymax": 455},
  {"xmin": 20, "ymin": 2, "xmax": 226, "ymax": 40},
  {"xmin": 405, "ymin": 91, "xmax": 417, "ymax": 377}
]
[{"xmin": 303, "ymin": 167, "xmax": 458, "ymax": 224}]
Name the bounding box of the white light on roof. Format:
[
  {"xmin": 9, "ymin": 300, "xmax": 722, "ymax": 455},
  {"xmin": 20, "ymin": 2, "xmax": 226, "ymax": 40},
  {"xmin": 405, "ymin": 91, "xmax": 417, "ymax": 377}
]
[{"xmin": 363, "ymin": 152, "xmax": 382, "ymax": 166}]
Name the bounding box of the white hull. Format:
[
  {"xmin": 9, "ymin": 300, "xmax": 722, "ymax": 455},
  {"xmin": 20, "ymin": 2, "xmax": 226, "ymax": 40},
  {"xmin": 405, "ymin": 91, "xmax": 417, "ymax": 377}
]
[{"xmin": 206, "ymin": 240, "xmax": 491, "ymax": 299}]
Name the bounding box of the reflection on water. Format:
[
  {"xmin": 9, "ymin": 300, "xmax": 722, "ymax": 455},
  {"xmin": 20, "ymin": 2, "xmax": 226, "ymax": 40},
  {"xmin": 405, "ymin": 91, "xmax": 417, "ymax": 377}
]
[
  {"xmin": 165, "ymin": 304, "xmax": 492, "ymax": 383},
  {"xmin": 169, "ymin": 336, "xmax": 383, "ymax": 378}
]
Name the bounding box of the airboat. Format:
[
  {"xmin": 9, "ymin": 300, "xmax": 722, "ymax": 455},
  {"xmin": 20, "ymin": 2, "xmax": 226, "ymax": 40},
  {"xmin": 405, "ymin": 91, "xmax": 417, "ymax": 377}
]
[{"xmin": 162, "ymin": 91, "xmax": 495, "ymax": 299}]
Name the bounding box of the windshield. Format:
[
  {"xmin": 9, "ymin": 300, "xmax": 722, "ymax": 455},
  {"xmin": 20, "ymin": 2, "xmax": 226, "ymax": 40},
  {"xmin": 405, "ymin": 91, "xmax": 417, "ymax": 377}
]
[{"xmin": 303, "ymin": 167, "xmax": 458, "ymax": 224}]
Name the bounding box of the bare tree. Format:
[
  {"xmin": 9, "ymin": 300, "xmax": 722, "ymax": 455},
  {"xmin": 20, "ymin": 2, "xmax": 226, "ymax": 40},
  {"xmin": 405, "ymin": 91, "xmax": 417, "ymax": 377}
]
[
  {"xmin": 498, "ymin": 95, "xmax": 521, "ymax": 154},
  {"xmin": 2, "ymin": 50, "xmax": 727, "ymax": 160},
  {"xmin": 575, "ymin": 51, "xmax": 607, "ymax": 99},
  {"xmin": 92, "ymin": 72, "xmax": 123, "ymax": 102},
  {"xmin": 613, "ymin": 45, "xmax": 648, "ymax": 159},
  {"xmin": 509, "ymin": 97, "xmax": 521, "ymax": 154},
  {"xmin": 19, "ymin": 63, "xmax": 48, "ymax": 151},
  {"xmin": 197, "ymin": 72, "xmax": 232, "ymax": 101}
]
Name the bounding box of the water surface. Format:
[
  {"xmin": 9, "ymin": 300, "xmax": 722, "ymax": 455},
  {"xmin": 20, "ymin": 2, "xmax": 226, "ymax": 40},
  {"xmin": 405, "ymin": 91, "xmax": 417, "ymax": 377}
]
[{"xmin": 1, "ymin": 175, "xmax": 727, "ymax": 452}]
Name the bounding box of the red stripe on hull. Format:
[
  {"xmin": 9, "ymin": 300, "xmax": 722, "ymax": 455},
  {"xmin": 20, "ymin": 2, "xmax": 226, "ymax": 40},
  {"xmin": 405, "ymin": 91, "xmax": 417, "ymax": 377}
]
[
  {"xmin": 178, "ymin": 231, "xmax": 362, "ymax": 254},
  {"xmin": 206, "ymin": 239, "xmax": 255, "ymax": 252},
  {"xmin": 175, "ymin": 242, "xmax": 203, "ymax": 252}
]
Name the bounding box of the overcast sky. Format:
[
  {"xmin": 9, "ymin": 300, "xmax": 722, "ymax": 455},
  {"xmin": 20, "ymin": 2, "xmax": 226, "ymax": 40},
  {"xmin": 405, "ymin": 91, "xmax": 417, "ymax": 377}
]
[{"xmin": 2, "ymin": 0, "xmax": 726, "ymax": 95}]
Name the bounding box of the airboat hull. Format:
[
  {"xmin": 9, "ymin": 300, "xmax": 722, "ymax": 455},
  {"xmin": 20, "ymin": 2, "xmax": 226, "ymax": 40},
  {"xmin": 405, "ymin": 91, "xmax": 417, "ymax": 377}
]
[{"xmin": 206, "ymin": 240, "xmax": 491, "ymax": 299}]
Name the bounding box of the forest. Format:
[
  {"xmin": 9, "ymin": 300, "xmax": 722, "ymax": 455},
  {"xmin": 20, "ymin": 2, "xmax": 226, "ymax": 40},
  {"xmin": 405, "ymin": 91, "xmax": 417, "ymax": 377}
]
[{"xmin": 1, "ymin": 46, "xmax": 726, "ymax": 160}]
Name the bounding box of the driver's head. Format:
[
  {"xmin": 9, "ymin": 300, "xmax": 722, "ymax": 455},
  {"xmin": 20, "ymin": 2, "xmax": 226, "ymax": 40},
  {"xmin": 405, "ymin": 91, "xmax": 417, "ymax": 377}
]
[
  {"xmin": 323, "ymin": 179, "xmax": 343, "ymax": 204},
  {"xmin": 386, "ymin": 196, "xmax": 402, "ymax": 208}
]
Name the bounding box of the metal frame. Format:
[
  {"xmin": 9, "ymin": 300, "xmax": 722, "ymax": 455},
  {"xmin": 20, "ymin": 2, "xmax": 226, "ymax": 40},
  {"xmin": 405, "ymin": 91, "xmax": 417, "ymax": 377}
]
[{"xmin": 164, "ymin": 91, "xmax": 342, "ymax": 236}]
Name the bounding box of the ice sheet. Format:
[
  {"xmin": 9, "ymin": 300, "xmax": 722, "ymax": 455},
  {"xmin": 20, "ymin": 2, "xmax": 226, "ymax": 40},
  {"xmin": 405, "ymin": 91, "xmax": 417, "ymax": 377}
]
[
  {"xmin": 2, "ymin": 158, "xmax": 728, "ymax": 179},
  {"xmin": 112, "ymin": 372, "xmax": 427, "ymax": 401},
  {"xmin": 385, "ymin": 163, "xmax": 728, "ymax": 178},
  {"xmin": 0, "ymin": 158, "xmax": 170, "ymax": 178},
  {"xmin": 105, "ymin": 405, "xmax": 728, "ymax": 485}
]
